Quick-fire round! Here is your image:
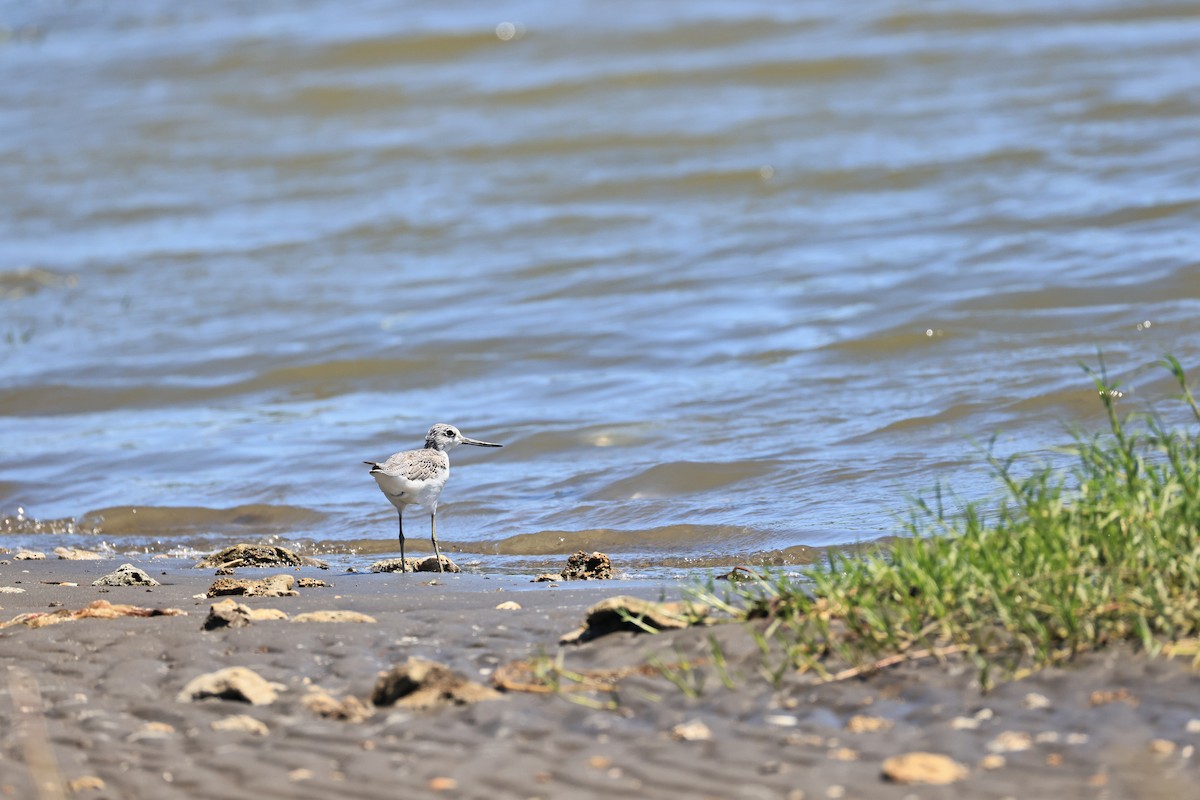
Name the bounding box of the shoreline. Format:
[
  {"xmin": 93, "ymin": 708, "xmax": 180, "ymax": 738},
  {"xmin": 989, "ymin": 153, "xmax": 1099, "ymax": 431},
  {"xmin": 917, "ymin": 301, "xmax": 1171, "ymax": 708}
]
[{"xmin": 1, "ymin": 559, "xmax": 1198, "ymax": 799}]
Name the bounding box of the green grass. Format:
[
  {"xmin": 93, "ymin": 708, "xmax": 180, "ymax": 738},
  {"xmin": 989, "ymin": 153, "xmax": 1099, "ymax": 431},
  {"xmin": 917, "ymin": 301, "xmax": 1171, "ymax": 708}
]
[{"xmin": 700, "ymin": 356, "xmax": 1200, "ymax": 688}]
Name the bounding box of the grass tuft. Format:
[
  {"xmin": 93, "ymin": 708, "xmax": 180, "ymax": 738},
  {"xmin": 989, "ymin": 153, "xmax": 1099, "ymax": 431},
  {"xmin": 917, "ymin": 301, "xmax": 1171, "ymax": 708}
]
[{"xmin": 701, "ymin": 356, "xmax": 1200, "ymax": 688}]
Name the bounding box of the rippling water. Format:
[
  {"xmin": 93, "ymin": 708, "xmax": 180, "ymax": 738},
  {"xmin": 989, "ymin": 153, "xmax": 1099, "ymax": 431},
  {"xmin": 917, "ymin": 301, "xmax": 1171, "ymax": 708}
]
[{"xmin": 2, "ymin": 0, "xmax": 1198, "ymax": 573}]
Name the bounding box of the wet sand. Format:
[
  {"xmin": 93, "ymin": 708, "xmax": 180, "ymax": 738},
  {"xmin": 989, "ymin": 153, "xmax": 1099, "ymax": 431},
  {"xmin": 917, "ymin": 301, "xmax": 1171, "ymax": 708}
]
[{"xmin": 1, "ymin": 558, "xmax": 1198, "ymax": 799}]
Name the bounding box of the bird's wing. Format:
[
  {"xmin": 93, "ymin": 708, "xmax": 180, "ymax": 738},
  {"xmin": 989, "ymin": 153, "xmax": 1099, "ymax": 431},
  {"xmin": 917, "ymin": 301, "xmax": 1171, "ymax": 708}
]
[{"xmin": 371, "ymin": 449, "xmax": 448, "ymax": 481}]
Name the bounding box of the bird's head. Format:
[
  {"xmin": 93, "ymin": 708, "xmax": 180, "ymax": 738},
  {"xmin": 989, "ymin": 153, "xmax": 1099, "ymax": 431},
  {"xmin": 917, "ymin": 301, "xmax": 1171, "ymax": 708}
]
[{"xmin": 424, "ymin": 423, "xmax": 503, "ymax": 452}]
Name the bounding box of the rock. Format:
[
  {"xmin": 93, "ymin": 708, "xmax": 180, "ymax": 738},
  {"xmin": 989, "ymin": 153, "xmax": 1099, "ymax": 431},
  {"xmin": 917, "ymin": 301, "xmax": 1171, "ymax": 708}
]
[
  {"xmin": 0, "ymin": 586, "xmax": 26, "ymax": 594},
  {"xmin": 302, "ymin": 689, "xmax": 374, "ymax": 723},
  {"xmin": 206, "ymin": 574, "xmax": 297, "ymax": 598},
  {"xmin": 429, "ymin": 777, "xmax": 458, "ymax": 792},
  {"xmin": 495, "ymin": 601, "xmax": 522, "ymax": 610},
  {"xmin": 560, "ymin": 596, "xmax": 712, "ymax": 644},
  {"xmin": 292, "ymin": 610, "xmax": 377, "ymax": 624},
  {"xmin": 881, "ymin": 752, "xmax": 969, "ymax": 785},
  {"xmin": 14, "ymin": 550, "xmax": 46, "ymax": 560},
  {"xmin": 846, "ymin": 715, "xmax": 894, "ymax": 734},
  {"xmin": 671, "ymin": 720, "xmax": 713, "ymax": 741},
  {"xmin": 987, "ymin": 731, "xmax": 1033, "ymax": 753},
  {"xmin": 211, "ymin": 714, "xmax": 269, "ymax": 736},
  {"xmin": 371, "ymin": 657, "xmax": 501, "ymax": 709},
  {"xmin": 297, "ymin": 578, "xmax": 329, "ymax": 588},
  {"xmin": 194, "ymin": 544, "xmax": 328, "ymax": 570},
  {"xmin": 0, "ymin": 600, "xmax": 185, "ymax": 629},
  {"xmin": 1089, "ymin": 688, "xmax": 1138, "ymax": 707},
  {"xmin": 68, "ymin": 776, "xmax": 106, "ymax": 793},
  {"xmin": 1023, "ymin": 692, "xmax": 1052, "ymax": 710},
  {"xmin": 176, "ymin": 666, "xmax": 284, "ymax": 705},
  {"xmin": 532, "ymin": 573, "xmax": 561, "ymax": 582},
  {"xmin": 560, "ymin": 550, "xmax": 612, "ymax": 580},
  {"xmin": 54, "ymin": 546, "xmax": 104, "ymax": 560},
  {"xmin": 92, "ymin": 563, "xmax": 160, "ymax": 587},
  {"xmin": 370, "ymin": 555, "xmax": 460, "ymax": 573},
  {"xmin": 203, "ymin": 598, "xmax": 289, "ymax": 630}
]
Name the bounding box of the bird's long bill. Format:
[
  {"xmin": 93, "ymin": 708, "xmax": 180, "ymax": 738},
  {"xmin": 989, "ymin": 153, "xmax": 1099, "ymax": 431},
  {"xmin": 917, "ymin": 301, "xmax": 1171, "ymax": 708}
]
[{"xmin": 461, "ymin": 437, "xmax": 502, "ymax": 447}]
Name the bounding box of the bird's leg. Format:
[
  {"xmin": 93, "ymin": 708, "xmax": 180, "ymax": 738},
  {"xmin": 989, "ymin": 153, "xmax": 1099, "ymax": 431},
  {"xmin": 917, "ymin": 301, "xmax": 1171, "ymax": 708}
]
[
  {"xmin": 430, "ymin": 509, "xmax": 444, "ymax": 573},
  {"xmin": 397, "ymin": 509, "xmax": 407, "ymax": 572}
]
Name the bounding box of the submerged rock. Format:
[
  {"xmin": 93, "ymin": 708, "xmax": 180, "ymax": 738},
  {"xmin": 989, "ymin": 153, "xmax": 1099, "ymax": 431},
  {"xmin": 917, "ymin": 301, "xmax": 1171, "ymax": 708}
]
[
  {"xmin": 92, "ymin": 563, "xmax": 160, "ymax": 587},
  {"xmin": 194, "ymin": 544, "xmax": 328, "ymax": 570},
  {"xmin": 372, "ymin": 657, "xmax": 501, "ymax": 709},
  {"xmin": 561, "ymin": 550, "xmax": 612, "ymax": 579},
  {"xmin": 177, "ymin": 666, "xmax": 284, "ymax": 705},
  {"xmin": 535, "ymin": 550, "xmax": 613, "ymax": 582}
]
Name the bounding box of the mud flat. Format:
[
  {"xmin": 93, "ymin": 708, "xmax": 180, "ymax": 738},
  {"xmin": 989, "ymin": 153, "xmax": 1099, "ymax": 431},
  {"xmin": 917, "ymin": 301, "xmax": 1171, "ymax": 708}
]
[{"xmin": 1, "ymin": 558, "xmax": 1198, "ymax": 799}]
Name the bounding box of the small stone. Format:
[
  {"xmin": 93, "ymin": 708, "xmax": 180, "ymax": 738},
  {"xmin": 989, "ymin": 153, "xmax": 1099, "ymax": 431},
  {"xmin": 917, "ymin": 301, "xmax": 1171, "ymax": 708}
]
[
  {"xmin": 207, "ymin": 574, "xmax": 296, "ymax": 598},
  {"xmin": 1035, "ymin": 731, "xmax": 1060, "ymax": 744},
  {"xmin": 429, "ymin": 777, "xmax": 458, "ymax": 792},
  {"xmin": 203, "ymin": 598, "xmax": 288, "ymax": 630},
  {"xmin": 881, "ymin": 752, "xmax": 969, "ymax": 785},
  {"xmin": 670, "ymin": 720, "xmax": 713, "ymax": 741},
  {"xmin": 68, "ymin": 776, "xmax": 106, "ymax": 792},
  {"xmin": 296, "ymin": 578, "xmax": 329, "ymax": 588},
  {"xmin": 949, "ymin": 716, "xmax": 979, "ymax": 730},
  {"xmin": 1065, "ymin": 732, "xmax": 1090, "ymax": 745},
  {"xmin": 176, "ymin": 667, "xmax": 284, "ymax": 705},
  {"xmin": 371, "ymin": 657, "xmax": 501, "ymax": 709},
  {"xmin": 1023, "ymin": 692, "xmax": 1051, "ymax": 710},
  {"xmin": 14, "ymin": 550, "xmax": 46, "ymax": 560},
  {"xmin": 827, "ymin": 747, "xmax": 859, "ymax": 762},
  {"xmin": 302, "ymin": 689, "xmax": 374, "ymax": 723},
  {"xmin": 292, "ymin": 610, "xmax": 377, "ymax": 624},
  {"xmin": 980, "ymin": 754, "xmax": 1006, "ymax": 770},
  {"xmin": 1089, "ymin": 688, "xmax": 1137, "ymax": 707},
  {"xmin": 289, "ymin": 769, "xmax": 314, "ymax": 782},
  {"xmin": 1046, "ymin": 752, "xmax": 1064, "ymax": 767},
  {"xmin": 495, "ymin": 600, "xmax": 522, "ymax": 610},
  {"xmin": 92, "ymin": 564, "xmax": 159, "ymax": 587},
  {"xmin": 0, "ymin": 587, "xmax": 26, "ymax": 594},
  {"xmin": 1149, "ymin": 739, "xmax": 1177, "ymax": 756},
  {"xmin": 211, "ymin": 714, "xmax": 269, "ymax": 736},
  {"xmin": 1186, "ymin": 719, "xmax": 1200, "ymax": 734},
  {"xmin": 846, "ymin": 715, "xmax": 893, "ymax": 734},
  {"xmin": 559, "ymin": 596, "xmax": 710, "ymax": 644},
  {"xmin": 587, "ymin": 756, "xmax": 612, "ymax": 770},
  {"xmin": 988, "ymin": 731, "xmax": 1033, "ymax": 753},
  {"xmin": 369, "ymin": 556, "xmax": 460, "ymax": 573}
]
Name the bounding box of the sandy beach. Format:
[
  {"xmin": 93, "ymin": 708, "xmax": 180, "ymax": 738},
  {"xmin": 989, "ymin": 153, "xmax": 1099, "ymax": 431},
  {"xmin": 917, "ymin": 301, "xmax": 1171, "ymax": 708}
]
[{"xmin": 0, "ymin": 557, "xmax": 1195, "ymax": 800}]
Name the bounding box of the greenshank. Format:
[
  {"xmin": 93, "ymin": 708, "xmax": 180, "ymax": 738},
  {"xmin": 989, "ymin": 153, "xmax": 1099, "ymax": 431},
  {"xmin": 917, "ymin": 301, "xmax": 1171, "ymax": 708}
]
[{"xmin": 365, "ymin": 423, "xmax": 502, "ymax": 572}]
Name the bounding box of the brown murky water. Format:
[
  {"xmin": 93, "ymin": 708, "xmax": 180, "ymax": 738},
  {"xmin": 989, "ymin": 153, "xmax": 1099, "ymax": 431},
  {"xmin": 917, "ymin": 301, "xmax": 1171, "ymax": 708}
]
[{"xmin": 2, "ymin": 1, "xmax": 1198, "ymax": 573}]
